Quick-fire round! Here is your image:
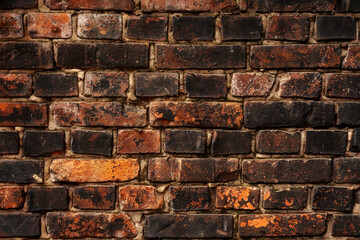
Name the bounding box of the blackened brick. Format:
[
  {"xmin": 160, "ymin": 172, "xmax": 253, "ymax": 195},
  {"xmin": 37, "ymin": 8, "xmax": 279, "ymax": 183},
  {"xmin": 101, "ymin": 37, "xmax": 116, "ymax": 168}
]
[
  {"xmin": 257, "ymin": 131, "xmax": 300, "ymax": 154},
  {"xmin": 325, "ymin": 74, "xmax": 360, "ymax": 99},
  {"xmin": 27, "ymin": 187, "xmax": 68, "ymax": 212},
  {"xmin": 135, "ymin": 72, "xmax": 179, "ymax": 97},
  {"xmin": 352, "ymin": 129, "xmax": 360, "ymax": 151},
  {"xmin": 338, "ymin": 102, "xmax": 360, "ymax": 126},
  {"xmin": 306, "ymin": 130, "xmax": 347, "ymax": 155},
  {"xmin": 45, "ymin": 0, "xmax": 133, "ymax": 11},
  {"xmin": 148, "ymin": 158, "xmax": 175, "ymax": 182},
  {"xmin": 0, "ymin": 74, "xmax": 32, "ymax": 97},
  {"xmin": 221, "ymin": 15, "xmax": 262, "ymax": 41},
  {"xmin": 343, "ymin": 44, "xmax": 360, "ymax": 69},
  {"xmin": 170, "ymin": 186, "xmax": 209, "ymax": 211},
  {"xmin": 78, "ymin": 13, "xmax": 122, "ymax": 39},
  {"xmin": 72, "ymin": 186, "xmax": 115, "ymax": 210},
  {"xmin": 176, "ymin": 158, "xmax": 214, "ymax": 182},
  {"xmin": 333, "ymin": 215, "xmax": 360, "ymax": 236},
  {"xmin": 316, "ymin": 16, "xmax": 356, "ymax": 40},
  {"xmin": 0, "ymin": 103, "xmax": 48, "ymax": 127},
  {"xmin": 0, "ymin": 13, "xmax": 24, "ymax": 39},
  {"xmin": 216, "ymin": 186, "xmax": 259, "ymax": 210},
  {"xmin": 337, "ymin": 0, "xmax": 360, "ymax": 12},
  {"xmin": 247, "ymin": 0, "xmax": 335, "ymax": 12},
  {"xmin": 211, "ymin": 130, "xmax": 251, "ymax": 155},
  {"xmin": 184, "ymin": 74, "xmax": 227, "ymax": 98},
  {"xmin": 34, "ymin": 72, "xmax": 78, "ymax": 97},
  {"xmin": 127, "ymin": 15, "xmax": 167, "ymax": 41},
  {"xmin": 71, "ymin": 130, "xmax": 112, "ymax": 156},
  {"xmin": 279, "ymin": 72, "xmax": 322, "ymax": 99},
  {"xmin": 312, "ymin": 186, "xmax": 354, "ymax": 212},
  {"xmin": 267, "ymin": 16, "xmax": 309, "ymax": 41},
  {"xmin": 231, "ymin": 73, "xmax": 275, "ymax": 97},
  {"xmin": 0, "ymin": 160, "xmax": 43, "ymax": 183},
  {"xmin": 23, "ymin": 131, "xmax": 64, "ymax": 157},
  {"xmin": 333, "ymin": 157, "xmax": 360, "ymax": 183},
  {"xmin": 0, "ymin": 0, "xmax": 38, "ymax": 9},
  {"xmin": 141, "ymin": 0, "xmax": 238, "ymax": 12},
  {"xmin": 264, "ymin": 186, "xmax": 307, "ymax": 210},
  {"xmin": 56, "ymin": 43, "xmax": 97, "ymax": 68},
  {"xmin": 0, "ymin": 213, "xmax": 40, "ymax": 237},
  {"xmin": 0, "ymin": 187, "xmax": 24, "ymax": 209},
  {"xmin": 164, "ymin": 129, "xmax": 206, "ymax": 154},
  {"xmin": 84, "ymin": 72, "xmax": 128, "ymax": 97},
  {"xmin": 0, "ymin": 132, "xmax": 18, "ymax": 154},
  {"xmin": 307, "ymin": 102, "xmax": 336, "ymax": 128},
  {"xmin": 172, "ymin": 16, "xmax": 214, "ymax": 41},
  {"xmin": 215, "ymin": 158, "xmax": 239, "ymax": 182}
]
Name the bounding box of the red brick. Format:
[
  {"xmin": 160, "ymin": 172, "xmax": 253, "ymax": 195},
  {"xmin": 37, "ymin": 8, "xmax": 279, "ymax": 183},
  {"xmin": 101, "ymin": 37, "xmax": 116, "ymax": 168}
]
[
  {"xmin": 256, "ymin": 130, "xmax": 301, "ymax": 154},
  {"xmin": 279, "ymin": 72, "xmax": 322, "ymax": 99},
  {"xmin": 53, "ymin": 102, "xmax": 146, "ymax": 127},
  {"xmin": 45, "ymin": 0, "xmax": 133, "ymax": 11},
  {"xmin": 214, "ymin": 158, "xmax": 239, "ymax": 182},
  {"xmin": 175, "ymin": 158, "xmax": 214, "ymax": 182},
  {"xmin": 0, "ymin": 74, "xmax": 32, "ymax": 97},
  {"xmin": 216, "ymin": 186, "xmax": 259, "ymax": 210},
  {"xmin": 248, "ymin": 0, "xmax": 335, "ymax": 12},
  {"xmin": 141, "ymin": 0, "xmax": 238, "ymax": 12},
  {"xmin": 0, "ymin": 103, "xmax": 47, "ymax": 127},
  {"xmin": 26, "ymin": 13, "xmax": 72, "ymax": 39},
  {"xmin": 169, "ymin": 186, "xmax": 209, "ymax": 211},
  {"xmin": 239, "ymin": 214, "xmax": 327, "ymax": 237},
  {"xmin": 118, "ymin": 130, "xmax": 160, "ymax": 154},
  {"xmin": 251, "ymin": 44, "xmax": 341, "ymax": 69},
  {"xmin": 149, "ymin": 101, "xmax": 243, "ymax": 128},
  {"xmin": 72, "ymin": 186, "xmax": 115, "ymax": 210},
  {"xmin": 231, "ymin": 73, "xmax": 275, "ymax": 97},
  {"xmin": 46, "ymin": 212, "xmax": 137, "ymax": 238},
  {"xmin": 0, "ymin": 0, "xmax": 38, "ymax": 9},
  {"xmin": 0, "ymin": 187, "xmax": 24, "ymax": 209},
  {"xmin": 343, "ymin": 44, "xmax": 360, "ymax": 69},
  {"xmin": 119, "ymin": 185, "xmax": 163, "ymax": 210},
  {"xmin": 0, "ymin": 13, "xmax": 23, "ymax": 38},
  {"xmin": 325, "ymin": 73, "xmax": 360, "ymax": 99},
  {"xmin": 263, "ymin": 186, "xmax": 307, "ymax": 210},
  {"xmin": 84, "ymin": 72, "xmax": 128, "ymax": 97},
  {"xmin": 172, "ymin": 16, "xmax": 214, "ymax": 41},
  {"xmin": 78, "ymin": 14, "xmax": 122, "ymax": 39},
  {"xmin": 148, "ymin": 157, "xmax": 175, "ymax": 182},
  {"xmin": 267, "ymin": 16, "xmax": 309, "ymax": 41},
  {"xmin": 127, "ymin": 15, "xmax": 168, "ymax": 41}
]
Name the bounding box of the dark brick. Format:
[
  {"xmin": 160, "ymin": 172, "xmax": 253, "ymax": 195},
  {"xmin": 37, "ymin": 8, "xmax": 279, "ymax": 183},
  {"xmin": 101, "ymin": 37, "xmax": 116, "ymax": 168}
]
[
  {"xmin": 84, "ymin": 72, "xmax": 128, "ymax": 97},
  {"xmin": 333, "ymin": 158, "xmax": 360, "ymax": 183},
  {"xmin": 127, "ymin": 15, "xmax": 167, "ymax": 41},
  {"xmin": 305, "ymin": 131, "xmax": 347, "ymax": 155},
  {"xmin": 164, "ymin": 129, "xmax": 206, "ymax": 154},
  {"xmin": 46, "ymin": 212, "xmax": 137, "ymax": 238},
  {"xmin": 352, "ymin": 129, "xmax": 360, "ymax": 151},
  {"xmin": 150, "ymin": 101, "xmax": 243, "ymax": 128},
  {"xmin": 0, "ymin": 213, "xmax": 40, "ymax": 237},
  {"xmin": 264, "ymin": 186, "xmax": 307, "ymax": 210},
  {"xmin": 267, "ymin": 16, "xmax": 309, "ymax": 41},
  {"xmin": 118, "ymin": 130, "xmax": 160, "ymax": 154},
  {"xmin": 23, "ymin": 131, "xmax": 64, "ymax": 157},
  {"xmin": 211, "ymin": 130, "xmax": 251, "ymax": 155},
  {"xmin": 316, "ymin": 16, "xmax": 356, "ymax": 40},
  {"xmin": 343, "ymin": 44, "xmax": 360, "ymax": 69},
  {"xmin": 184, "ymin": 74, "xmax": 227, "ymax": 98},
  {"xmin": 332, "ymin": 215, "xmax": 360, "ymax": 236},
  {"xmin": 337, "ymin": 0, "xmax": 360, "ymax": 12},
  {"xmin": 0, "ymin": 160, "xmax": 43, "ymax": 183},
  {"xmin": 307, "ymin": 102, "xmax": 336, "ymax": 128},
  {"xmin": 57, "ymin": 43, "xmax": 97, "ymax": 68},
  {"xmin": 231, "ymin": 73, "xmax": 275, "ymax": 97},
  {"xmin": 239, "ymin": 214, "xmax": 327, "ymax": 237},
  {"xmin": 27, "ymin": 187, "xmax": 68, "ymax": 212},
  {"xmin": 156, "ymin": 45, "xmax": 246, "ymax": 69},
  {"xmin": 148, "ymin": 157, "xmax": 175, "ymax": 182},
  {"xmin": 214, "ymin": 158, "xmax": 239, "ymax": 182},
  {"xmin": 77, "ymin": 13, "xmax": 122, "ymax": 39},
  {"xmin": 312, "ymin": 186, "xmax": 354, "ymax": 212},
  {"xmin": 71, "ymin": 130, "xmax": 112, "ymax": 156},
  {"xmin": 243, "ymin": 159, "xmax": 332, "ymax": 183},
  {"xmin": 0, "ymin": 42, "xmax": 53, "ymax": 69},
  {"xmin": 141, "ymin": 0, "xmax": 238, "ymax": 11},
  {"xmin": 0, "ymin": 74, "xmax": 32, "ymax": 97},
  {"xmin": 0, "ymin": 103, "xmax": 47, "ymax": 127},
  {"xmin": 170, "ymin": 186, "xmax": 209, "ymax": 211},
  {"xmin": 0, "ymin": 0, "xmax": 38, "ymax": 9},
  {"xmin": 0, "ymin": 132, "xmax": 18, "ymax": 155},
  {"xmin": 176, "ymin": 158, "xmax": 214, "ymax": 182},
  {"xmin": 135, "ymin": 72, "xmax": 179, "ymax": 97},
  {"xmin": 0, "ymin": 13, "xmax": 24, "ymax": 38},
  {"xmin": 0, "ymin": 187, "xmax": 24, "ymax": 209},
  {"xmin": 34, "ymin": 72, "xmax": 78, "ymax": 97},
  {"xmin": 251, "ymin": 44, "xmax": 341, "ymax": 69},
  {"xmin": 72, "ymin": 186, "xmax": 115, "ymax": 210},
  {"xmin": 216, "ymin": 186, "xmax": 259, "ymax": 210},
  {"xmin": 172, "ymin": 16, "xmax": 214, "ymax": 41},
  {"xmin": 247, "ymin": 0, "xmax": 335, "ymax": 12},
  {"xmin": 119, "ymin": 185, "xmax": 163, "ymax": 210},
  {"xmin": 221, "ymin": 15, "xmax": 262, "ymax": 41},
  {"xmin": 279, "ymin": 72, "xmax": 322, "ymax": 99},
  {"xmin": 338, "ymin": 102, "xmax": 360, "ymax": 126},
  {"xmin": 325, "ymin": 73, "xmax": 360, "ymax": 99},
  {"xmin": 257, "ymin": 131, "xmax": 300, "ymax": 154},
  {"xmin": 45, "ymin": 0, "xmax": 133, "ymax": 11},
  {"xmin": 144, "ymin": 214, "xmax": 233, "ymax": 238}
]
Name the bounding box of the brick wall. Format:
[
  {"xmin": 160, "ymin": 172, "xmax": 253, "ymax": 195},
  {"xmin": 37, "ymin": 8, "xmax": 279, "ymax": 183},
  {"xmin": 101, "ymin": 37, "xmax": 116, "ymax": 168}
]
[{"xmin": 0, "ymin": 0, "xmax": 359, "ymax": 238}]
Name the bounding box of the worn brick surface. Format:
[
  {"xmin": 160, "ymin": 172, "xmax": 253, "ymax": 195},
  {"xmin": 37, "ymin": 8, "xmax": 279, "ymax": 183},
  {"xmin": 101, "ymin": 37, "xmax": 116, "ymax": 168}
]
[
  {"xmin": 279, "ymin": 72, "xmax": 322, "ymax": 99},
  {"xmin": 23, "ymin": 130, "xmax": 64, "ymax": 157},
  {"xmin": 0, "ymin": 213, "xmax": 40, "ymax": 237},
  {"xmin": 118, "ymin": 130, "xmax": 160, "ymax": 154},
  {"xmin": 119, "ymin": 185, "xmax": 163, "ymax": 210},
  {"xmin": 267, "ymin": 16, "xmax": 309, "ymax": 41},
  {"xmin": 27, "ymin": 187, "xmax": 68, "ymax": 211},
  {"xmin": 0, "ymin": 13, "xmax": 23, "ymax": 38},
  {"xmin": 141, "ymin": 0, "xmax": 238, "ymax": 12},
  {"xmin": 325, "ymin": 73, "xmax": 360, "ymax": 99},
  {"xmin": 45, "ymin": 0, "xmax": 133, "ymax": 11},
  {"xmin": 305, "ymin": 130, "xmax": 348, "ymax": 155},
  {"xmin": 0, "ymin": 131, "xmax": 18, "ymax": 155},
  {"xmin": 231, "ymin": 73, "xmax": 275, "ymax": 97},
  {"xmin": 332, "ymin": 215, "xmax": 360, "ymax": 236},
  {"xmin": 184, "ymin": 74, "xmax": 227, "ymax": 98},
  {"xmin": 312, "ymin": 186, "xmax": 354, "ymax": 212},
  {"xmin": 72, "ymin": 186, "xmax": 115, "ymax": 210},
  {"xmin": 351, "ymin": 129, "xmax": 360, "ymax": 151},
  {"xmin": 27, "ymin": 13, "xmax": 72, "ymax": 38},
  {"xmin": 164, "ymin": 129, "xmax": 206, "ymax": 154},
  {"xmin": 135, "ymin": 72, "xmax": 179, "ymax": 97},
  {"xmin": 84, "ymin": 72, "xmax": 128, "ymax": 97},
  {"xmin": 78, "ymin": 14, "xmax": 122, "ymax": 39},
  {"xmin": 333, "ymin": 158, "xmax": 360, "ymax": 183},
  {"xmin": 343, "ymin": 44, "xmax": 360, "ymax": 69},
  {"xmin": 216, "ymin": 186, "xmax": 259, "ymax": 210},
  {"xmin": 263, "ymin": 187, "xmax": 307, "ymax": 210},
  {"xmin": 0, "ymin": 187, "xmax": 24, "ymax": 209},
  {"xmin": 0, "ymin": 0, "xmax": 38, "ymax": 9},
  {"xmin": 248, "ymin": 0, "xmax": 335, "ymax": 12},
  {"xmin": 338, "ymin": 102, "xmax": 360, "ymax": 126},
  {"xmin": 0, "ymin": 160, "xmax": 43, "ymax": 183},
  {"xmin": 34, "ymin": 72, "xmax": 78, "ymax": 97},
  {"xmin": 71, "ymin": 130, "xmax": 112, "ymax": 156},
  {"xmin": 316, "ymin": 16, "xmax": 356, "ymax": 40},
  {"xmin": 211, "ymin": 130, "xmax": 251, "ymax": 155},
  {"xmin": 257, "ymin": 130, "xmax": 301, "ymax": 154},
  {"xmin": 169, "ymin": 186, "xmax": 209, "ymax": 211},
  {"xmin": 0, "ymin": 103, "xmax": 48, "ymax": 127},
  {"xmin": 127, "ymin": 15, "xmax": 167, "ymax": 41},
  {"xmin": 221, "ymin": 15, "xmax": 262, "ymax": 41},
  {"xmin": 0, "ymin": 74, "xmax": 32, "ymax": 97},
  {"xmin": 172, "ymin": 16, "xmax": 214, "ymax": 41}
]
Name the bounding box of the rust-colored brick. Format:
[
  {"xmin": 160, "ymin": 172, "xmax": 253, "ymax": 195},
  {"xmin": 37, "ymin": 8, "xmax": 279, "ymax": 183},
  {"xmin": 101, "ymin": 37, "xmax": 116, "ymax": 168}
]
[
  {"xmin": 118, "ymin": 130, "xmax": 161, "ymax": 154},
  {"xmin": 0, "ymin": 187, "xmax": 24, "ymax": 209},
  {"xmin": 26, "ymin": 13, "xmax": 72, "ymax": 38},
  {"xmin": 119, "ymin": 185, "xmax": 163, "ymax": 210},
  {"xmin": 216, "ymin": 186, "xmax": 259, "ymax": 210},
  {"xmin": 0, "ymin": 13, "xmax": 23, "ymax": 38}
]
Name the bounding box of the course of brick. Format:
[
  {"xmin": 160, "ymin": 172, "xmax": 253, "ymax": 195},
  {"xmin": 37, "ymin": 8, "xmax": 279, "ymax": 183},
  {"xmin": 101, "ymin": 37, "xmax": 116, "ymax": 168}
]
[{"xmin": 0, "ymin": 0, "xmax": 359, "ymax": 239}]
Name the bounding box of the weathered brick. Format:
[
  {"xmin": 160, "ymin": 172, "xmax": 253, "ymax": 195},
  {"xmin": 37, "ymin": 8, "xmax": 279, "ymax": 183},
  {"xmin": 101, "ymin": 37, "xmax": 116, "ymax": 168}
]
[
  {"xmin": 316, "ymin": 16, "xmax": 356, "ymax": 40},
  {"xmin": 248, "ymin": 0, "xmax": 335, "ymax": 12},
  {"xmin": 23, "ymin": 130, "xmax": 64, "ymax": 157},
  {"xmin": 72, "ymin": 186, "xmax": 115, "ymax": 210},
  {"xmin": 27, "ymin": 187, "xmax": 68, "ymax": 212},
  {"xmin": 263, "ymin": 186, "xmax": 307, "ymax": 210},
  {"xmin": 325, "ymin": 73, "xmax": 360, "ymax": 99},
  {"xmin": 216, "ymin": 186, "xmax": 259, "ymax": 210},
  {"xmin": 148, "ymin": 157, "xmax": 175, "ymax": 182},
  {"xmin": 164, "ymin": 129, "xmax": 206, "ymax": 154},
  {"xmin": 27, "ymin": 13, "xmax": 71, "ymax": 38},
  {"xmin": 169, "ymin": 186, "xmax": 209, "ymax": 211},
  {"xmin": 231, "ymin": 73, "xmax": 275, "ymax": 97},
  {"xmin": 0, "ymin": 213, "xmax": 40, "ymax": 237},
  {"xmin": 343, "ymin": 44, "xmax": 360, "ymax": 69},
  {"xmin": 221, "ymin": 15, "xmax": 262, "ymax": 41},
  {"xmin": 141, "ymin": 0, "xmax": 238, "ymax": 12},
  {"xmin": 144, "ymin": 214, "xmax": 233, "ymax": 238},
  {"xmin": 0, "ymin": 74, "xmax": 32, "ymax": 97},
  {"xmin": 332, "ymin": 215, "xmax": 360, "ymax": 236},
  {"xmin": 119, "ymin": 185, "xmax": 163, "ymax": 210},
  {"xmin": 267, "ymin": 16, "xmax": 309, "ymax": 41},
  {"xmin": 251, "ymin": 44, "xmax": 341, "ymax": 69},
  {"xmin": 0, "ymin": 160, "xmax": 43, "ymax": 184},
  {"xmin": 239, "ymin": 214, "xmax": 327, "ymax": 237},
  {"xmin": 50, "ymin": 159, "xmax": 139, "ymax": 182},
  {"xmin": 333, "ymin": 158, "xmax": 360, "ymax": 183},
  {"xmin": 279, "ymin": 72, "xmax": 322, "ymax": 99},
  {"xmin": 172, "ymin": 16, "xmax": 214, "ymax": 41},
  {"xmin": 211, "ymin": 130, "xmax": 251, "ymax": 155},
  {"xmin": 214, "ymin": 158, "xmax": 239, "ymax": 182},
  {"xmin": 305, "ymin": 130, "xmax": 347, "ymax": 155},
  {"xmin": 135, "ymin": 72, "xmax": 179, "ymax": 97},
  {"xmin": 84, "ymin": 72, "xmax": 128, "ymax": 97},
  {"xmin": 0, "ymin": 13, "xmax": 23, "ymax": 38},
  {"xmin": 338, "ymin": 102, "xmax": 360, "ymax": 126},
  {"xmin": 156, "ymin": 45, "xmax": 246, "ymax": 69},
  {"xmin": 0, "ymin": 131, "xmax": 18, "ymax": 155},
  {"xmin": 0, "ymin": 0, "xmax": 37, "ymax": 8},
  {"xmin": 56, "ymin": 43, "xmax": 97, "ymax": 68},
  {"xmin": 312, "ymin": 186, "xmax": 354, "ymax": 212},
  {"xmin": 0, "ymin": 42, "xmax": 53, "ymax": 69},
  {"xmin": 257, "ymin": 130, "xmax": 300, "ymax": 154},
  {"xmin": 53, "ymin": 102, "xmax": 146, "ymax": 127},
  {"xmin": 78, "ymin": 14, "xmax": 122, "ymax": 39},
  {"xmin": 337, "ymin": 0, "xmax": 360, "ymax": 12},
  {"xmin": 34, "ymin": 72, "xmax": 78, "ymax": 97},
  {"xmin": 46, "ymin": 212, "xmax": 137, "ymax": 238},
  {"xmin": 45, "ymin": 0, "xmax": 133, "ymax": 11},
  {"xmin": 150, "ymin": 101, "xmax": 243, "ymax": 128},
  {"xmin": 127, "ymin": 15, "xmax": 167, "ymax": 40},
  {"xmin": 0, "ymin": 103, "xmax": 48, "ymax": 127},
  {"xmin": 352, "ymin": 129, "xmax": 360, "ymax": 151},
  {"xmin": 0, "ymin": 187, "xmax": 24, "ymax": 209},
  {"xmin": 118, "ymin": 130, "xmax": 160, "ymax": 154},
  {"xmin": 243, "ymin": 159, "xmax": 332, "ymax": 183},
  {"xmin": 184, "ymin": 74, "xmax": 227, "ymax": 98},
  {"xmin": 176, "ymin": 158, "xmax": 214, "ymax": 182},
  {"xmin": 71, "ymin": 130, "xmax": 112, "ymax": 156}
]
